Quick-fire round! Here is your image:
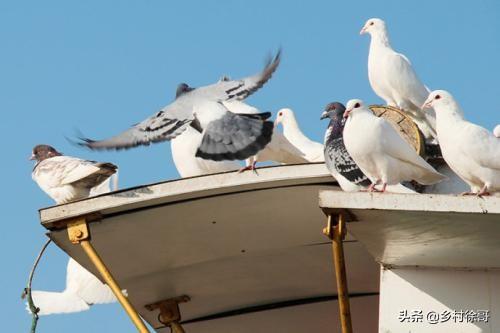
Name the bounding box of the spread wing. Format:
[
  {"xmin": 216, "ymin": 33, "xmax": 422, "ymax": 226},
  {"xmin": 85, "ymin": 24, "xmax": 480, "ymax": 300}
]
[
  {"xmin": 195, "ymin": 49, "xmax": 281, "ymax": 102},
  {"xmin": 79, "ymin": 102, "xmax": 193, "ymax": 150}
]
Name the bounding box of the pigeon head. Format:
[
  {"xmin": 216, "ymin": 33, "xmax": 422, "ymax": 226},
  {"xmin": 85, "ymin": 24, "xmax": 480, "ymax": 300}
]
[
  {"xmin": 423, "ymin": 90, "xmax": 464, "ymax": 117},
  {"xmin": 218, "ymin": 75, "xmax": 231, "ymax": 82},
  {"xmin": 422, "ymin": 90, "xmax": 453, "ymax": 110},
  {"xmin": 320, "ymin": 102, "xmax": 346, "ymax": 122},
  {"xmin": 344, "ymin": 99, "xmax": 366, "ymax": 118},
  {"xmin": 175, "ymin": 83, "xmax": 194, "ymax": 99},
  {"xmin": 274, "ymin": 108, "xmax": 296, "ymax": 127},
  {"xmin": 360, "ymin": 18, "xmax": 387, "ymax": 36},
  {"xmin": 31, "ymin": 144, "xmax": 62, "ymax": 162}
]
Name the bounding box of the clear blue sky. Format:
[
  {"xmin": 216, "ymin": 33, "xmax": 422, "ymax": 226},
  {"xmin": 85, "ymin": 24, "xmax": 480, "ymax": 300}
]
[{"xmin": 1, "ymin": 1, "xmax": 499, "ymax": 332}]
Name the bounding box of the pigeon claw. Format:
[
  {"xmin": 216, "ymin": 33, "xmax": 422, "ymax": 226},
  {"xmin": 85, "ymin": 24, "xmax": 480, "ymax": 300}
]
[{"xmin": 238, "ymin": 161, "xmax": 258, "ymax": 174}]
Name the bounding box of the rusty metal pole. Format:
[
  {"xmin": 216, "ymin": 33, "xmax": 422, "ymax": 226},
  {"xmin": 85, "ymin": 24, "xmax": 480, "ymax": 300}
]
[
  {"xmin": 67, "ymin": 218, "xmax": 150, "ymax": 333},
  {"xmin": 323, "ymin": 214, "xmax": 353, "ymax": 333}
]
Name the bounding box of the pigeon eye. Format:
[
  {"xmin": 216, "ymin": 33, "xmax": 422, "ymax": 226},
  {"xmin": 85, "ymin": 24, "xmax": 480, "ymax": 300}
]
[
  {"xmin": 435, "ymin": 95, "xmax": 441, "ymax": 100},
  {"xmin": 370, "ymin": 21, "xmax": 374, "ymax": 26},
  {"xmin": 354, "ymin": 103, "xmax": 360, "ymax": 108},
  {"xmin": 279, "ymin": 112, "xmax": 283, "ymax": 116}
]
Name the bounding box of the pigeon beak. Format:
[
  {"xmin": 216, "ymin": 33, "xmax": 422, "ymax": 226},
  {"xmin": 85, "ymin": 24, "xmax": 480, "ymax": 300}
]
[
  {"xmin": 320, "ymin": 111, "xmax": 328, "ymax": 120},
  {"xmin": 274, "ymin": 119, "xmax": 279, "ymax": 127},
  {"xmin": 343, "ymin": 109, "xmax": 352, "ymax": 118},
  {"xmin": 29, "ymin": 153, "xmax": 36, "ymax": 160},
  {"xmin": 360, "ymin": 27, "xmax": 367, "ymax": 35},
  {"xmin": 422, "ymin": 100, "xmax": 433, "ymax": 109}
]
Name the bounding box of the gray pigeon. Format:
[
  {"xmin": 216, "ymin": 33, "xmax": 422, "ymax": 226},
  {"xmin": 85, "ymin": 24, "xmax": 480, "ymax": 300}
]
[
  {"xmin": 31, "ymin": 145, "xmax": 117, "ymax": 204},
  {"xmin": 79, "ymin": 51, "xmax": 281, "ymax": 161}
]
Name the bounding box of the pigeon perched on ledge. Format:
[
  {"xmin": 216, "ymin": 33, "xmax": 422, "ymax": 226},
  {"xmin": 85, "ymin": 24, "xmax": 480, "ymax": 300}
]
[
  {"xmin": 274, "ymin": 108, "xmax": 324, "ymax": 162},
  {"xmin": 361, "ymin": 18, "xmax": 437, "ymax": 141},
  {"xmin": 78, "ymin": 51, "xmax": 281, "ymax": 162},
  {"xmin": 321, "ymin": 102, "xmax": 415, "ymax": 193},
  {"xmin": 343, "ymin": 99, "xmax": 446, "ymax": 192},
  {"xmin": 31, "ymin": 144, "xmax": 117, "ymax": 204},
  {"xmin": 423, "ymin": 90, "xmax": 500, "ymax": 196}
]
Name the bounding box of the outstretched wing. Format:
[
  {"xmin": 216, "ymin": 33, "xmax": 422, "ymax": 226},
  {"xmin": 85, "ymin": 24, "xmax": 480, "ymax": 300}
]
[
  {"xmin": 196, "ymin": 50, "xmax": 281, "ymax": 102},
  {"xmin": 79, "ymin": 102, "xmax": 193, "ymax": 150}
]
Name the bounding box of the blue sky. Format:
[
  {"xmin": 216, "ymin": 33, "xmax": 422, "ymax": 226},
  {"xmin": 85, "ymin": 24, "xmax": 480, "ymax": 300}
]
[{"xmin": 1, "ymin": 1, "xmax": 499, "ymax": 332}]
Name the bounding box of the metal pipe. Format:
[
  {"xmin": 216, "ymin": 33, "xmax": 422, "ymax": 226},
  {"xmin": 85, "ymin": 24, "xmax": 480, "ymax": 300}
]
[
  {"xmin": 328, "ymin": 214, "xmax": 353, "ymax": 333},
  {"xmin": 79, "ymin": 240, "xmax": 150, "ymax": 333}
]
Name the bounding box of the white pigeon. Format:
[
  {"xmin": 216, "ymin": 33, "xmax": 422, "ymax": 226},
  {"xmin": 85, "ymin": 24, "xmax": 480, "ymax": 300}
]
[
  {"xmin": 274, "ymin": 108, "xmax": 325, "ymax": 162},
  {"xmin": 361, "ymin": 18, "xmax": 437, "ymax": 141},
  {"xmin": 494, "ymin": 125, "xmax": 500, "ymax": 138},
  {"xmin": 223, "ymin": 100, "xmax": 308, "ymax": 171},
  {"xmin": 31, "ymin": 145, "xmax": 118, "ymax": 204},
  {"xmin": 423, "ymin": 90, "xmax": 500, "ymax": 195},
  {"xmin": 343, "ymin": 99, "xmax": 446, "ymax": 192},
  {"xmin": 171, "ymin": 126, "xmax": 240, "ymax": 177},
  {"xmin": 29, "ymin": 258, "xmax": 117, "ymax": 315}
]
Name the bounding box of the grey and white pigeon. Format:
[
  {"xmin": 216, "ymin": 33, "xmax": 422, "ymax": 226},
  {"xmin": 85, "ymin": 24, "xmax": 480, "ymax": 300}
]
[
  {"xmin": 274, "ymin": 108, "xmax": 324, "ymax": 162},
  {"xmin": 31, "ymin": 145, "xmax": 117, "ymax": 204},
  {"xmin": 321, "ymin": 102, "xmax": 415, "ymax": 193},
  {"xmin": 79, "ymin": 51, "xmax": 281, "ymax": 162},
  {"xmin": 423, "ymin": 90, "xmax": 500, "ymax": 195},
  {"xmin": 361, "ymin": 18, "xmax": 437, "ymax": 141},
  {"xmin": 343, "ymin": 99, "xmax": 446, "ymax": 192}
]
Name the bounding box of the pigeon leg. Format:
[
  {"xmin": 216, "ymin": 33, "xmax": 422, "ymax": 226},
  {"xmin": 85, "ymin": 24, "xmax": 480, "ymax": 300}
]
[
  {"xmin": 238, "ymin": 159, "xmax": 258, "ymax": 174},
  {"xmin": 380, "ymin": 183, "xmax": 387, "ymax": 192},
  {"xmin": 460, "ymin": 191, "xmax": 476, "ymax": 196},
  {"xmin": 477, "ymin": 185, "xmax": 491, "ymax": 197},
  {"xmin": 367, "ymin": 180, "xmax": 382, "ymax": 192}
]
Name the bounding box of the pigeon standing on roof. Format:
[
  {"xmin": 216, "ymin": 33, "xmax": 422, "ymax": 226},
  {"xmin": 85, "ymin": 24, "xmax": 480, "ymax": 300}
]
[
  {"xmin": 78, "ymin": 51, "xmax": 281, "ymax": 163},
  {"xmin": 321, "ymin": 102, "xmax": 415, "ymax": 193},
  {"xmin": 274, "ymin": 108, "xmax": 324, "ymax": 162},
  {"xmin": 423, "ymin": 90, "xmax": 500, "ymax": 196},
  {"xmin": 31, "ymin": 145, "xmax": 118, "ymax": 204},
  {"xmin": 361, "ymin": 18, "xmax": 437, "ymax": 141},
  {"xmin": 343, "ymin": 99, "xmax": 446, "ymax": 192}
]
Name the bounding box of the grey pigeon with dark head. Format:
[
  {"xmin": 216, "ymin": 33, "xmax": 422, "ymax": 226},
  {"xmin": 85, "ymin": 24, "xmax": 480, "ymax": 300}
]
[
  {"xmin": 31, "ymin": 144, "xmax": 117, "ymax": 204},
  {"xmin": 78, "ymin": 50, "xmax": 281, "ymax": 162},
  {"xmin": 321, "ymin": 102, "xmax": 371, "ymax": 191}
]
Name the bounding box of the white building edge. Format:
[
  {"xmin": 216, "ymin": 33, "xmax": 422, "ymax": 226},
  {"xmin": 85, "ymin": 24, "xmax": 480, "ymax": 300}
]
[{"xmin": 38, "ymin": 163, "xmax": 500, "ymax": 332}]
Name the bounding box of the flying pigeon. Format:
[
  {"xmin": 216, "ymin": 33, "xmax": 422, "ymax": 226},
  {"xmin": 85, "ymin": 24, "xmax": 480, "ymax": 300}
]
[
  {"xmin": 423, "ymin": 90, "xmax": 500, "ymax": 196},
  {"xmin": 274, "ymin": 108, "xmax": 324, "ymax": 162},
  {"xmin": 361, "ymin": 18, "xmax": 437, "ymax": 141},
  {"xmin": 78, "ymin": 51, "xmax": 282, "ymax": 162},
  {"xmin": 321, "ymin": 102, "xmax": 415, "ymax": 193},
  {"xmin": 31, "ymin": 145, "xmax": 118, "ymax": 204},
  {"xmin": 494, "ymin": 124, "xmax": 500, "ymax": 138},
  {"xmin": 28, "ymin": 258, "xmax": 117, "ymax": 315},
  {"xmin": 343, "ymin": 99, "xmax": 446, "ymax": 192}
]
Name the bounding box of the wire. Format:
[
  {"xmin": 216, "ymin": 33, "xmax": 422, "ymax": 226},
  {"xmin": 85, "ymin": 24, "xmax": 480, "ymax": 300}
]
[{"xmin": 21, "ymin": 238, "xmax": 52, "ymax": 333}]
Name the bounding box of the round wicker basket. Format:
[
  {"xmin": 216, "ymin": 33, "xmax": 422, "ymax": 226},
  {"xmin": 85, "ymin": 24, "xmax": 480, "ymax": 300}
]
[{"xmin": 369, "ymin": 105, "xmax": 425, "ymax": 156}]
